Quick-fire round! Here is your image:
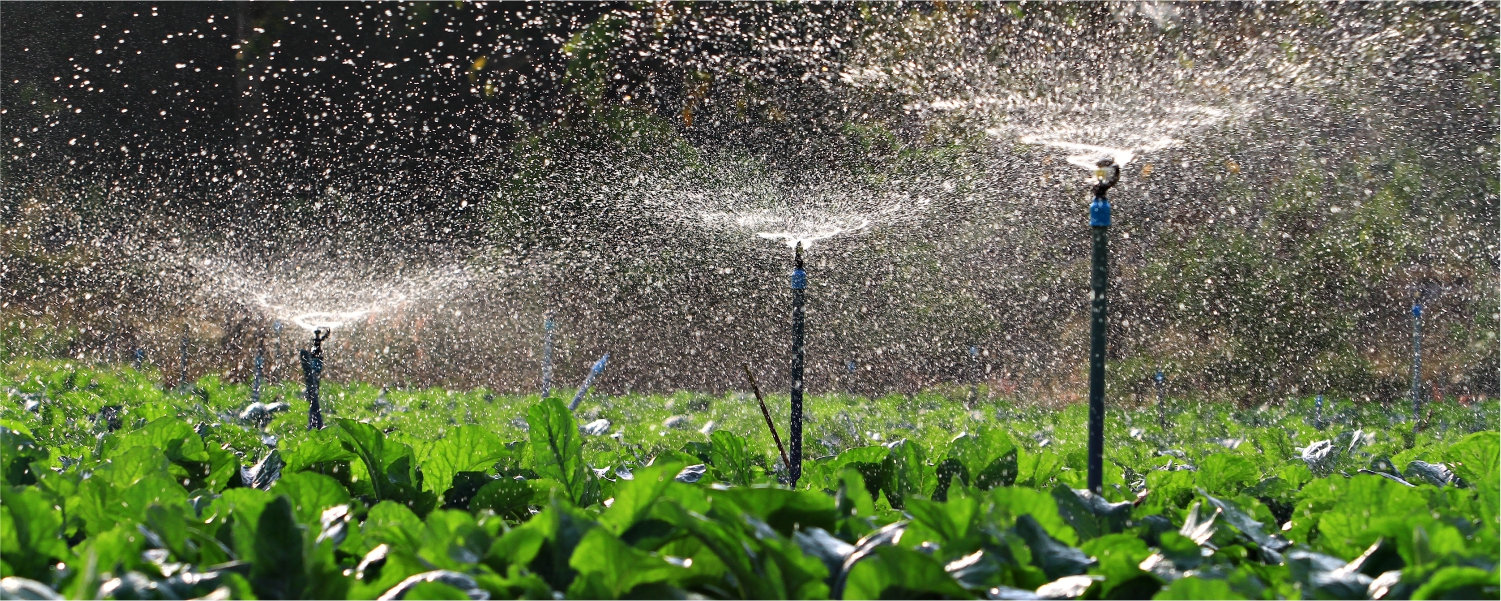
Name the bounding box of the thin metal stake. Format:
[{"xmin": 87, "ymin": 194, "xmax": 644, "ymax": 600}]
[{"xmin": 743, "ymin": 364, "xmax": 792, "ymax": 483}]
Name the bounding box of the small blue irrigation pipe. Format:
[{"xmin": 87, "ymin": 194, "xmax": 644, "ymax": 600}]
[
  {"xmin": 1410, "ymin": 302, "xmax": 1424, "ymax": 431},
  {"xmin": 568, "ymin": 353, "xmax": 610, "ymax": 411},
  {"xmin": 541, "ymin": 311, "xmax": 556, "ymax": 398},
  {"xmin": 132, "ymin": 348, "xmax": 145, "ymax": 371}
]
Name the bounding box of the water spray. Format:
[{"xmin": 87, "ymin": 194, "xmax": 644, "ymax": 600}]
[
  {"xmin": 567, "ymin": 353, "xmax": 610, "ymax": 411},
  {"xmin": 1410, "ymin": 300, "xmax": 1424, "ymax": 431},
  {"xmin": 789, "ymin": 241, "xmax": 808, "ymax": 487},
  {"xmin": 1086, "ymin": 157, "xmax": 1119, "ymax": 494},
  {"xmin": 542, "ymin": 311, "xmax": 556, "ymax": 398},
  {"xmin": 742, "ymin": 364, "xmax": 792, "ymax": 484},
  {"xmin": 131, "ymin": 347, "xmax": 145, "ymax": 371},
  {"xmin": 301, "ymin": 328, "xmax": 330, "ymax": 430}
]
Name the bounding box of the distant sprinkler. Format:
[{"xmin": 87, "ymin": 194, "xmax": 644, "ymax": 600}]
[
  {"xmin": 1314, "ymin": 394, "xmax": 1325, "ymax": 430},
  {"xmin": 272, "ymin": 320, "xmax": 283, "ymax": 381},
  {"xmin": 568, "ymin": 353, "xmax": 610, "ymax": 411},
  {"xmin": 789, "ymin": 241, "xmax": 808, "ymax": 487},
  {"xmin": 1085, "ymin": 157, "xmax": 1120, "ymax": 494},
  {"xmin": 1155, "ymin": 370, "xmax": 1166, "ymax": 430},
  {"xmin": 131, "ymin": 347, "xmax": 145, "ymax": 371},
  {"xmin": 302, "ymin": 328, "xmax": 330, "ymax": 430},
  {"xmin": 542, "ymin": 311, "xmax": 556, "ymax": 398},
  {"xmin": 177, "ymin": 324, "xmax": 190, "ymax": 389},
  {"xmin": 1410, "ymin": 300, "xmax": 1424, "ymax": 432},
  {"xmin": 968, "ymin": 346, "xmax": 981, "ymax": 407},
  {"xmin": 251, "ymin": 348, "xmax": 265, "ymax": 405}
]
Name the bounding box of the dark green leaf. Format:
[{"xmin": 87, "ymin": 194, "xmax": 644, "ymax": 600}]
[
  {"xmin": 527, "ymin": 398, "xmax": 589, "ymax": 505},
  {"xmin": 249, "ymin": 495, "xmax": 307, "ymax": 600}
]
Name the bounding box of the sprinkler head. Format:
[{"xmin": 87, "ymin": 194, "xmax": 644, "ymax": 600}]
[
  {"xmin": 794, "ymin": 241, "xmax": 805, "ymax": 270},
  {"xmin": 1092, "ymin": 157, "xmax": 1121, "ymax": 198}
]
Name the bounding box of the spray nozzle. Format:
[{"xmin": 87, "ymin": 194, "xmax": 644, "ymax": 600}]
[
  {"xmin": 794, "ymin": 241, "xmax": 805, "ymax": 270},
  {"xmin": 1092, "ymin": 157, "xmax": 1120, "ymax": 198}
]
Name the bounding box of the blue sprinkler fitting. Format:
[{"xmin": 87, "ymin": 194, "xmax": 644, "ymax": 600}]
[
  {"xmin": 568, "ymin": 353, "xmax": 610, "ymax": 411},
  {"xmin": 1090, "ymin": 198, "xmax": 1112, "ymax": 227}
]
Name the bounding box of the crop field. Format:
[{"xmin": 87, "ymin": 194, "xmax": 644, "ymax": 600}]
[{"xmin": 1, "ymin": 359, "xmax": 1497, "ymax": 600}]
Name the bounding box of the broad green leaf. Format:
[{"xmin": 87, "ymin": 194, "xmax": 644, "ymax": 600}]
[
  {"xmin": 1, "ymin": 426, "xmax": 47, "ymax": 486},
  {"xmin": 93, "ymin": 445, "xmax": 172, "ymax": 488},
  {"xmin": 249, "ymin": 495, "xmax": 307, "ymax": 600},
  {"xmin": 470, "ymin": 478, "xmax": 532, "ymax": 519},
  {"xmin": 364, "ymin": 500, "xmax": 425, "ymax": 551},
  {"xmin": 1050, "ymin": 485, "xmax": 1130, "ymax": 540},
  {"xmin": 709, "ymin": 430, "xmax": 755, "ymax": 486},
  {"xmin": 567, "ymin": 527, "xmax": 687, "ymax": 598},
  {"xmin": 711, "ymin": 487, "xmax": 840, "ymax": 536},
  {"xmin": 842, "ymin": 545, "xmax": 970, "ymax": 600},
  {"xmin": 527, "ymin": 398, "xmax": 589, "ymax": 505},
  {"xmin": 1196, "ymin": 454, "xmax": 1260, "ymax": 496},
  {"xmin": 599, "ymin": 460, "xmax": 684, "ymax": 535},
  {"xmin": 1410, "ymin": 566, "xmax": 1499, "ymax": 600},
  {"xmin": 282, "ymin": 427, "xmax": 357, "ymax": 473},
  {"xmin": 1014, "ymin": 514, "xmax": 1094, "ymax": 580},
  {"xmin": 946, "ymin": 427, "xmax": 1018, "ymax": 489},
  {"xmin": 270, "ymin": 471, "xmax": 351, "ymax": 528},
  {"xmin": 119, "ymin": 416, "xmax": 211, "ymax": 463},
  {"xmin": 1153, "ymin": 576, "xmax": 1246, "ymax": 600},
  {"xmin": 0, "ymin": 487, "xmax": 68, "ymax": 580},
  {"xmin": 990, "ymin": 486, "xmax": 1078, "ymax": 546},
  {"xmin": 880, "ymin": 439, "xmax": 935, "ymax": 509},
  {"xmin": 336, "ymin": 418, "xmax": 392, "ymax": 500},
  {"xmin": 419, "ymin": 509, "xmax": 490, "ymax": 570},
  {"xmin": 419, "ymin": 425, "xmax": 510, "ymax": 500},
  {"xmin": 1082, "ymin": 533, "xmax": 1158, "ymax": 599}
]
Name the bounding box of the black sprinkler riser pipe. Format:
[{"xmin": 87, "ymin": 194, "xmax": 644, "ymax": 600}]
[
  {"xmin": 1086, "ymin": 176, "xmax": 1114, "ymax": 494},
  {"xmin": 790, "ymin": 245, "xmax": 807, "ymax": 488},
  {"xmin": 302, "ymin": 329, "xmax": 329, "ymax": 430}
]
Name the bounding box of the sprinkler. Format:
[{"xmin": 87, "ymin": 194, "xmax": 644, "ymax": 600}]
[
  {"xmin": 301, "ymin": 328, "xmax": 330, "ymax": 430},
  {"xmin": 541, "ymin": 310, "xmax": 556, "ymax": 398},
  {"xmin": 272, "ymin": 320, "xmax": 283, "ymax": 381},
  {"xmin": 1410, "ymin": 300, "xmax": 1424, "ymax": 431},
  {"xmin": 251, "ymin": 347, "xmax": 265, "ymax": 405},
  {"xmin": 1155, "ymin": 370, "xmax": 1166, "ymax": 431},
  {"xmin": 131, "ymin": 347, "xmax": 145, "ymax": 371},
  {"xmin": 567, "ymin": 353, "xmax": 610, "ymax": 411},
  {"xmin": 1314, "ymin": 394, "xmax": 1325, "ymax": 430},
  {"xmin": 1086, "ymin": 157, "xmax": 1119, "ymax": 494},
  {"xmin": 178, "ymin": 324, "xmax": 190, "ymax": 388},
  {"xmin": 789, "ymin": 242, "xmax": 808, "ymax": 487},
  {"xmin": 968, "ymin": 346, "xmax": 981, "ymax": 407}
]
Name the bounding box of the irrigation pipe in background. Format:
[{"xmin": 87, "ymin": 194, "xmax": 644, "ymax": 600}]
[
  {"xmin": 743, "ymin": 364, "xmax": 793, "ymax": 483},
  {"xmin": 568, "ymin": 353, "xmax": 610, "ymax": 411}
]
